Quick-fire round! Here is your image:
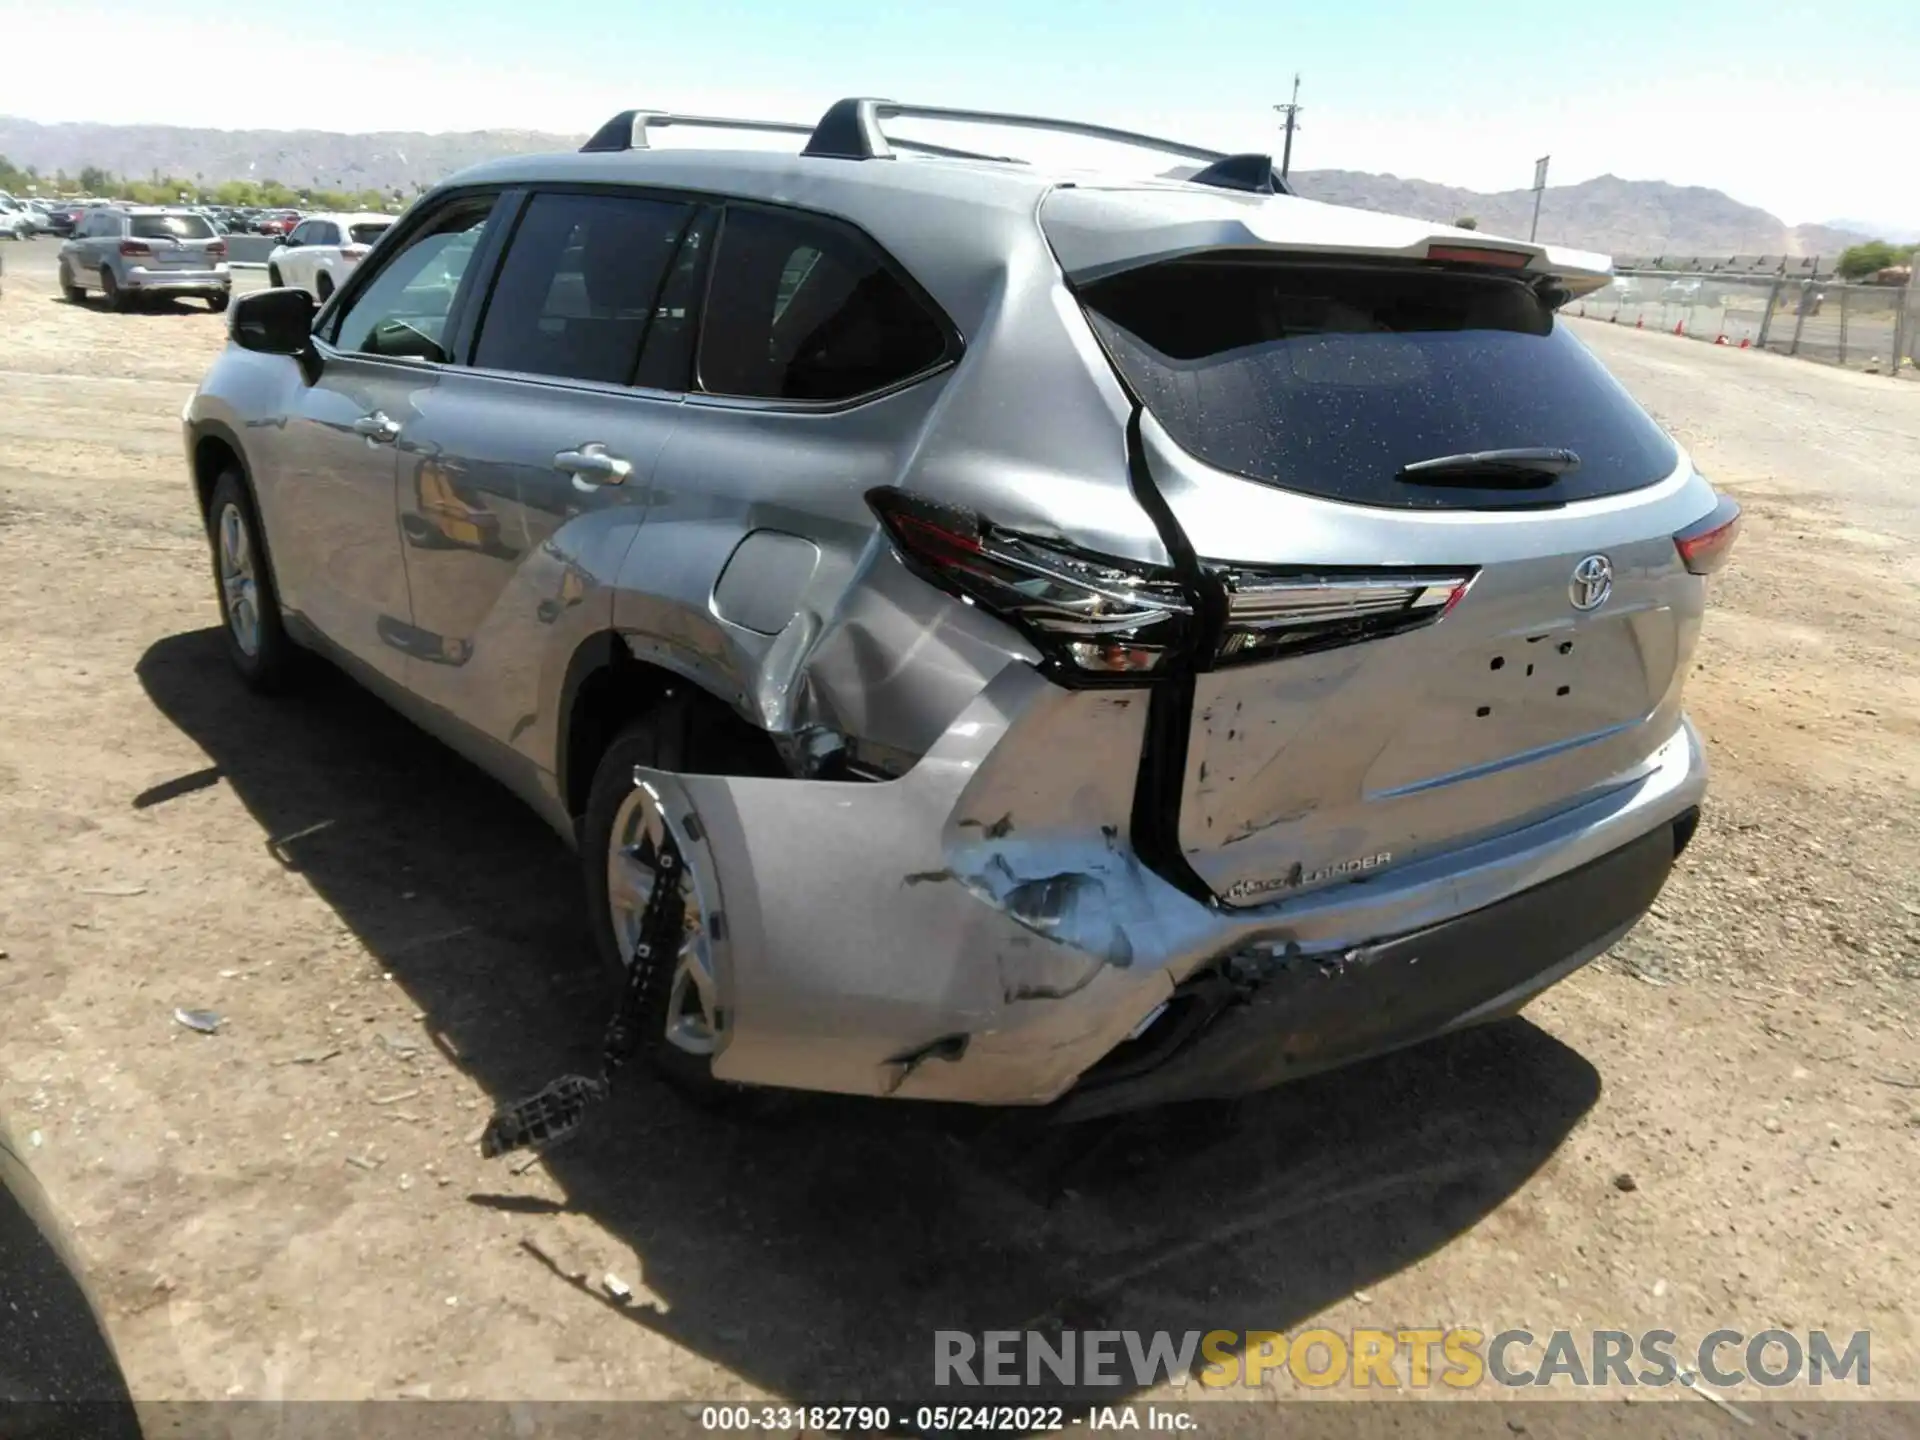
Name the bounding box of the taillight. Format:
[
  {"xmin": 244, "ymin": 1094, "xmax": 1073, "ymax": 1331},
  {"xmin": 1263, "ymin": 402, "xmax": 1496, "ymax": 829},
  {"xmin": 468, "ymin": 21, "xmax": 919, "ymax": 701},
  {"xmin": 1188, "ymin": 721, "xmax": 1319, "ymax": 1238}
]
[
  {"xmin": 1674, "ymin": 494, "xmax": 1741, "ymax": 576},
  {"xmin": 207, "ymin": 239, "xmax": 227, "ymax": 258},
  {"xmin": 1211, "ymin": 568, "xmax": 1477, "ymax": 664},
  {"xmin": 119, "ymin": 240, "xmax": 152, "ymax": 257},
  {"xmin": 867, "ymin": 487, "xmax": 1194, "ymax": 679},
  {"xmin": 342, "ymin": 244, "xmax": 369, "ymax": 260}
]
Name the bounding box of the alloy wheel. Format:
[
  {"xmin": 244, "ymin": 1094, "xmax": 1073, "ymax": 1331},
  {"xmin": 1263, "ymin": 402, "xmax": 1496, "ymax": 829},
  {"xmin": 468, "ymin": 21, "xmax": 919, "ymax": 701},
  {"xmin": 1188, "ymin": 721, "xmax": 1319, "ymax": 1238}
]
[{"xmin": 216, "ymin": 502, "xmax": 260, "ymax": 657}]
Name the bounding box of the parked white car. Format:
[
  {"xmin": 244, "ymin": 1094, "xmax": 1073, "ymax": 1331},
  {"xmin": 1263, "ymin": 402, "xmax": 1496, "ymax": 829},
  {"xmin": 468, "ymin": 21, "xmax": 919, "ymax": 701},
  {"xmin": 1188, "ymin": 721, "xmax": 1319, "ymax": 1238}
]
[
  {"xmin": 265, "ymin": 212, "xmax": 394, "ymax": 301},
  {"xmin": 1, "ymin": 200, "xmax": 47, "ymax": 239}
]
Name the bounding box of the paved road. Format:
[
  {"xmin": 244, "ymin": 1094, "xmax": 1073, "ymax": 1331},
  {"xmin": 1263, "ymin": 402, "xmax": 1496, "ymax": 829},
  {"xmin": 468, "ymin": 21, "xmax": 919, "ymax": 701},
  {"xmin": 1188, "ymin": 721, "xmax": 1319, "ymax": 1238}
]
[{"xmin": 1571, "ymin": 317, "xmax": 1920, "ymax": 544}]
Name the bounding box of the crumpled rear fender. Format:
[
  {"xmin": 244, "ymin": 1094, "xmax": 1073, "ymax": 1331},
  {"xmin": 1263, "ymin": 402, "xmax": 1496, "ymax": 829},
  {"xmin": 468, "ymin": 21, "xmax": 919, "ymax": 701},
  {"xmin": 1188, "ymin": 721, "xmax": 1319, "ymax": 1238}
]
[{"xmin": 634, "ymin": 664, "xmax": 1200, "ymax": 1104}]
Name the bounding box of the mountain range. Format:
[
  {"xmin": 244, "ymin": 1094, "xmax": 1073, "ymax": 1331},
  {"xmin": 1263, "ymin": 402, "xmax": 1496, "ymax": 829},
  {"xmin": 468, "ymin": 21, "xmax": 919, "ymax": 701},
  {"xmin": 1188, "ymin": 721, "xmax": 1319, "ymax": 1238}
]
[{"xmin": 0, "ymin": 115, "xmax": 1875, "ymax": 260}]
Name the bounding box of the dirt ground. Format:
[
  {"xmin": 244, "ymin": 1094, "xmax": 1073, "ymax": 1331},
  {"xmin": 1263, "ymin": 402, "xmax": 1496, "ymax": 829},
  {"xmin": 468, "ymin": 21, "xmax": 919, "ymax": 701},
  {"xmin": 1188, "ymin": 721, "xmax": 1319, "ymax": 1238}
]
[{"xmin": 2, "ymin": 236, "xmax": 1917, "ymax": 1419}]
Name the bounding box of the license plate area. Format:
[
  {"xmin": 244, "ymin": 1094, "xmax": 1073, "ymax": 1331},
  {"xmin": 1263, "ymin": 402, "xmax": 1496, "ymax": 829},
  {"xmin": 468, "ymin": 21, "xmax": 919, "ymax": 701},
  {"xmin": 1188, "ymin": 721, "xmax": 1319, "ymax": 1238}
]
[{"xmin": 1369, "ymin": 614, "xmax": 1664, "ymax": 794}]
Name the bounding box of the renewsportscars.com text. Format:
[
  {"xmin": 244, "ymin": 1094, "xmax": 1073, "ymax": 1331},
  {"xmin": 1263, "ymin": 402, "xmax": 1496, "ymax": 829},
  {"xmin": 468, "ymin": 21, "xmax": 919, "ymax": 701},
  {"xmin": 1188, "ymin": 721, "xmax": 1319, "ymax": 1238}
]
[{"xmin": 934, "ymin": 1328, "xmax": 1871, "ymax": 1391}]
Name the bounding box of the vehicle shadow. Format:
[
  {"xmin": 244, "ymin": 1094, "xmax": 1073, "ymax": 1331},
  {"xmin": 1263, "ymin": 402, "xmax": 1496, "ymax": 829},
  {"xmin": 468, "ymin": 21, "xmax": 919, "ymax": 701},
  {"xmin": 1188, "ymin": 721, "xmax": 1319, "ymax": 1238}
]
[
  {"xmin": 46, "ymin": 295, "xmax": 218, "ymax": 316},
  {"xmin": 136, "ymin": 627, "xmax": 1603, "ymax": 1405}
]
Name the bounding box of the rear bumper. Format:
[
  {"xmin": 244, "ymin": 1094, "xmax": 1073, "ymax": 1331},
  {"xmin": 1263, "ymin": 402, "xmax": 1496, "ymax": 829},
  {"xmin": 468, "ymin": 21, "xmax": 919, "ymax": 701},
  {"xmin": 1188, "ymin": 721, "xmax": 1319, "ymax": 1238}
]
[
  {"xmin": 635, "ymin": 665, "xmax": 1707, "ymax": 1109},
  {"xmin": 122, "ymin": 265, "xmax": 229, "ymax": 291},
  {"xmin": 1052, "ymin": 814, "xmax": 1686, "ymax": 1121}
]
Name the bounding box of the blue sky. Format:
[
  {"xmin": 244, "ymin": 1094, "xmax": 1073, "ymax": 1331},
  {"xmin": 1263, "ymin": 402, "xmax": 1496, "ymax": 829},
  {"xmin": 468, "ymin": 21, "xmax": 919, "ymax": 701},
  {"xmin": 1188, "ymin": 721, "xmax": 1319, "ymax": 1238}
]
[{"xmin": 6, "ymin": 0, "xmax": 1917, "ymax": 227}]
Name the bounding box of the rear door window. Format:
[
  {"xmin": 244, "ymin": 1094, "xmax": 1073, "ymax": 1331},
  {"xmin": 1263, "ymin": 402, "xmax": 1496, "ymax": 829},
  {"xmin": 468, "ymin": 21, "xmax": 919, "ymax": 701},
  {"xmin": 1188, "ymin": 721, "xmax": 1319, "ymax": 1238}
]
[
  {"xmin": 471, "ymin": 191, "xmax": 694, "ymax": 386},
  {"xmin": 349, "ymin": 222, "xmax": 391, "ymax": 245},
  {"xmin": 131, "ymin": 213, "xmax": 213, "ymax": 241},
  {"xmin": 695, "ymin": 205, "xmax": 953, "ymax": 403},
  {"xmin": 1081, "ymin": 261, "xmax": 1679, "ymax": 510}
]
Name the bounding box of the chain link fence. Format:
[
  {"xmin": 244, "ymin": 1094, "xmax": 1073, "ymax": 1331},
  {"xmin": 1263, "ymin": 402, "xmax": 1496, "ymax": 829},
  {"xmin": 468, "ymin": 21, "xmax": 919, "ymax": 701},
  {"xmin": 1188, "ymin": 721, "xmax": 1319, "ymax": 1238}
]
[{"xmin": 1566, "ymin": 270, "xmax": 1917, "ymax": 376}]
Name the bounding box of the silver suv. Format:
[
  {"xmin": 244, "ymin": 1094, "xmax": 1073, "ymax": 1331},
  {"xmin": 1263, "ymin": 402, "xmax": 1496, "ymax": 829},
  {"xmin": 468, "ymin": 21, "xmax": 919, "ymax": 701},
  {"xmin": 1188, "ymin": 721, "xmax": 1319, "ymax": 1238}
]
[
  {"xmin": 59, "ymin": 205, "xmax": 230, "ymax": 311},
  {"xmin": 182, "ymin": 99, "xmax": 1737, "ymax": 1118}
]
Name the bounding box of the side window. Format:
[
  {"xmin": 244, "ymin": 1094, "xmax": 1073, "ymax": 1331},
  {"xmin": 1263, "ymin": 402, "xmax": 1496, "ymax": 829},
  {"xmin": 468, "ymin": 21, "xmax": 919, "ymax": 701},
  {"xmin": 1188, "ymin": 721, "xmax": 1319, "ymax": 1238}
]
[
  {"xmin": 696, "ymin": 206, "xmax": 952, "ymax": 402},
  {"xmin": 470, "ymin": 192, "xmax": 693, "ymax": 386},
  {"xmin": 316, "ymin": 222, "xmax": 341, "ymax": 246},
  {"xmin": 329, "ymin": 196, "xmax": 498, "ymax": 363}
]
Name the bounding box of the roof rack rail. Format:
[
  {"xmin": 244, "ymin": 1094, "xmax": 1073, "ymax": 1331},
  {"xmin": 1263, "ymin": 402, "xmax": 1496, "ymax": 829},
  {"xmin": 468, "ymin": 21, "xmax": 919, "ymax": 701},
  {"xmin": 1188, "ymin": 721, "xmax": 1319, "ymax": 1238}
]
[
  {"xmin": 799, "ymin": 97, "xmax": 1292, "ymax": 195},
  {"xmin": 579, "ymin": 109, "xmax": 1023, "ymax": 163}
]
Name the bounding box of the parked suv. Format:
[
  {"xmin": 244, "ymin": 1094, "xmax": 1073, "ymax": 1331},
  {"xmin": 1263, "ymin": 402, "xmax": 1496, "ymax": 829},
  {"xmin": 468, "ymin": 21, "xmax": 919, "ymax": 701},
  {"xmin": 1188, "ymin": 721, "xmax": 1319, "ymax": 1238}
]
[
  {"xmin": 182, "ymin": 100, "xmax": 1737, "ymax": 1117},
  {"xmin": 58, "ymin": 205, "xmax": 229, "ymax": 311},
  {"xmin": 266, "ymin": 211, "xmax": 395, "ymax": 301}
]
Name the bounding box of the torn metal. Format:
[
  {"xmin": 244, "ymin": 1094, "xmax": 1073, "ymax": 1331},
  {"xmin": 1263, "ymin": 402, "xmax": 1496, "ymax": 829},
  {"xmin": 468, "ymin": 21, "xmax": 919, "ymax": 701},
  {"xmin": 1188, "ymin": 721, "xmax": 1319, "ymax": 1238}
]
[{"xmin": 480, "ymin": 824, "xmax": 688, "ymax": 1159}]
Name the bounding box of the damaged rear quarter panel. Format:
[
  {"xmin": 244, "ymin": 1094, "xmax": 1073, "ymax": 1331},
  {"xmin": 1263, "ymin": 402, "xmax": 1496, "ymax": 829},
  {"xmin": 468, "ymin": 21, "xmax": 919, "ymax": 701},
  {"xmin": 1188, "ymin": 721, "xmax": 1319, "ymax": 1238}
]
[
  {"xmin": 652, "ymin": 667, "xmax": 1202, "ymax": 1105},
  {"xmin": 607, "ymin": 374, "xmax": 1042, "ymax": 767}
]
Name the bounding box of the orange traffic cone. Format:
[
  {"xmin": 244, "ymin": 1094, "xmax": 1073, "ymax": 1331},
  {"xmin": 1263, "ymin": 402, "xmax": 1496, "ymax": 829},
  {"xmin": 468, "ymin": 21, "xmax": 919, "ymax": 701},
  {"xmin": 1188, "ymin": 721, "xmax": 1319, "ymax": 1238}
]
[
  {"xmin": 1636, "ymin": 316, "xmax": 1644, "ymax": 328},
  {"xmin": 1715, "ymin": 334, "xmax": 1728, "ymax": 345},
  {"xmin": 1739, "ymin": 338, "xmax": 1751, "ymax": 349},
  {"xmin": 1674, "ymin": 321, "xmax": 1685, "ymax": 335}
]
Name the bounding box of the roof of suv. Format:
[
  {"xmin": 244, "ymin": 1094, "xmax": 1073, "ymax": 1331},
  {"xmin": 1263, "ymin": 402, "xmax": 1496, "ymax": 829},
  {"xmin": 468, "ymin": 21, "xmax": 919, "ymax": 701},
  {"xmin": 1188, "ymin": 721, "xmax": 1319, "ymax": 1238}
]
[{"xmin": 450, "ymin": 147, "xmax": 1060, "ymax": 217}]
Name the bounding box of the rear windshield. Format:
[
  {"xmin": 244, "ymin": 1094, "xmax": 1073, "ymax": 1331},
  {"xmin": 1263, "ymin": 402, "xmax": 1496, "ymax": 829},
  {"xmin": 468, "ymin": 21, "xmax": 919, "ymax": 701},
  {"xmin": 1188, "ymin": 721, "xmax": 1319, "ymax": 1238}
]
[
  {"xmin": 349, "ymin": 222, "xmax": 391, "ymax": 244},
  {"xmin": 1081, "ymin": 262, "xmax": 1679, "ymax": 510},
  {"xmin": 130, "ymin": 213, "xmax": 214, "ymax": 241}
]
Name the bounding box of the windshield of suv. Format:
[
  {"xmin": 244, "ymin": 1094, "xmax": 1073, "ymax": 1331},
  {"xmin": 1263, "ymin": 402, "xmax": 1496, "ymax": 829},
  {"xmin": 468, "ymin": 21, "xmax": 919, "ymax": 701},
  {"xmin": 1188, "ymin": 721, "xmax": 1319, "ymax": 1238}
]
[
  {"xmin": 1081, "ymin": 260, "xmax": 1680, "ymax": 510},
  {"xmin": 130, "ymin": 213, "xmax": 214, "ymax": 241}
]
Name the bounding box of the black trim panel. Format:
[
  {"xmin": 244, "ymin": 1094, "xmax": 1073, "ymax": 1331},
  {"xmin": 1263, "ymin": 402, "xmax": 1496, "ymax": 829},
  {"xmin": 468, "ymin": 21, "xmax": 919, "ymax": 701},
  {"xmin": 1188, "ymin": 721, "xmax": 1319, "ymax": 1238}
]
[{"xmin": 1055, "ymin": 816, "xmax": 1685, "ymax": 1121}]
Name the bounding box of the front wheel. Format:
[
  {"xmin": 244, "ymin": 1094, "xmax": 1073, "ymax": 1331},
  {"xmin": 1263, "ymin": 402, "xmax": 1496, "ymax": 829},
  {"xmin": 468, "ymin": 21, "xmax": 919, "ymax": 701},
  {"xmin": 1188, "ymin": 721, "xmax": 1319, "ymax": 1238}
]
[
  {"xmin": 59, "ymin": 261, "xmax": 85, "ymax": 303},
  {"xmin": 205, "ymin": 471, "xmax": 297, "ymax": 692},
  {"xmin": 267, "ymin": 263, "xmax": 283, "ymax": 288},
  {"xmin": 315, "ymin": 272, "xmax": 334, "ymax": 303}
]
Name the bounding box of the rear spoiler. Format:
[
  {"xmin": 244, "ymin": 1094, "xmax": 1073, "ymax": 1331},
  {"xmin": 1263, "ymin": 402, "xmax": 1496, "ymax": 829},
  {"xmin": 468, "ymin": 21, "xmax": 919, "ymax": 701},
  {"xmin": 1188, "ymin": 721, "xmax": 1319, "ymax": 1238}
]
[{"xmin": 1039, "ymin": 187, "xmax": 1614, "ymax": 300}]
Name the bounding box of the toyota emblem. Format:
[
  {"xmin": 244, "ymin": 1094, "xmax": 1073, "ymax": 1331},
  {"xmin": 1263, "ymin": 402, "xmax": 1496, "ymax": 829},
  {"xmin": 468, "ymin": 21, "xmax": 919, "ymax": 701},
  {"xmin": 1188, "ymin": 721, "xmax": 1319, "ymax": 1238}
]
[{"xmin": 1569, "ymin": 554, "xmax": 1613, "ymax": 611}]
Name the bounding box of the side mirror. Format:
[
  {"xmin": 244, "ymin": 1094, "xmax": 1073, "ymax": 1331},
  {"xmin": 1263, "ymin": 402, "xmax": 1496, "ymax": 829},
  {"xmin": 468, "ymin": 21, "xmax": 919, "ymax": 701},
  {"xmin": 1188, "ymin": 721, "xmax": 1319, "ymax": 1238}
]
[
  {"xmin": 231, "ymin": 287, "xmax": 316, "ymax": 356},
  {"xmin": 276, "ymin": 234, "xmax": 294, "ymax": 247}
]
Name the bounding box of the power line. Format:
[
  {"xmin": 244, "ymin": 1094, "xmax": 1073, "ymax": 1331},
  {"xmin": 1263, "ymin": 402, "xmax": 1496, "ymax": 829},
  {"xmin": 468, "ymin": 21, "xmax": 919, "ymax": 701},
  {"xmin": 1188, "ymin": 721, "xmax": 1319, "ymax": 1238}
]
[{"xmin": 1273, "ymin": 75, "xmax": 1303, "ymax": 181}]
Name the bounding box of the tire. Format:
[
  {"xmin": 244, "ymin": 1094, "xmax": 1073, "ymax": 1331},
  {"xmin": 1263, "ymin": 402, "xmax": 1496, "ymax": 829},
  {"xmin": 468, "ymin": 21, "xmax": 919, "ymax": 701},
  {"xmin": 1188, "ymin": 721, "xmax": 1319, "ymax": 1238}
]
[
  {"xmin": 580, "ymin": 710, "xmax": 746, "ymax": 1108},
  {"xmin": 267, "ymin": 263, "xmax": 283, "ymax": 288},
  {"xmin": 206, "ymin": 289, "xmax": 230, "ymax": 314},
  {"xmin": 59, "ymin": 261, "xmax": 85, "ymax": 304},
  {"xmin": 205, "ymin": 471, "xmax": 297, "ymax": 692},
  {"xmin": 100, "ymin": 267, "xmax": 127, "ymax": 312},
  {"xmin": 315, "ymin": 272, "xmax": 334, "ymax": 303}
]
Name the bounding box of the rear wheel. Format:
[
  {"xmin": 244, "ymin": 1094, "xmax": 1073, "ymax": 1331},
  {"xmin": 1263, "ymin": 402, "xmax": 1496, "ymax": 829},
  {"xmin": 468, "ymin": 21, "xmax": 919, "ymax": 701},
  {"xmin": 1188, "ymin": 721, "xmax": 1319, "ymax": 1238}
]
[
  {"xmin": 206, "ymin": 289, "xmax": 230, "ymax": 314},
  {"xmin": 99, "ymin": 267, "xmax": 126, "ymax": 312},
  {"xmin": 581, "ymin": 712, "xmax": 743, "ymax": 1107},
  {"xmin": 206, "ymin": 471, "xmax": 296, "ymax": 692}
]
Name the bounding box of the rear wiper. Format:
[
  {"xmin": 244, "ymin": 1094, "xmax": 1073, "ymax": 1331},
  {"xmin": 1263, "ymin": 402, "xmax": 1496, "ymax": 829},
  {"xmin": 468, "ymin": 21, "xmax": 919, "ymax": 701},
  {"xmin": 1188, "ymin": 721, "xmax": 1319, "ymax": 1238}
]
[{"xmin": 1398, "ymin": 447, "xmax": 1581, "ymax": 487}]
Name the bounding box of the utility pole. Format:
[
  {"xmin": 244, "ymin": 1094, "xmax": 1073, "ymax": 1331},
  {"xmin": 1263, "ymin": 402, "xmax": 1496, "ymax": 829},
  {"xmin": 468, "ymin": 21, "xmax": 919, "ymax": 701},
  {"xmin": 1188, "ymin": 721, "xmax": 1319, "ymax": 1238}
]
[
  {"xmin": 1273, "ymin": 75, "xmax": 1303, "ymax": 181},
  {"xmin": 1529, "ymin": 154, "xmax": 1551, "ymax": 241}
]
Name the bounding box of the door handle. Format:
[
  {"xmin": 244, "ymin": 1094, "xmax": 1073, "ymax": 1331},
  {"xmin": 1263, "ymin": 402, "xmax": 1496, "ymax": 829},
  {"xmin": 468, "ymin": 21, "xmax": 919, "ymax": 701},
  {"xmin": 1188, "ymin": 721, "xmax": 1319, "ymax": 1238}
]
[
  {"xmin": 553, "ymin": 444, "xmax": 632, "ymax": 486},
  {"xmin": 353, "ymin": 412, "xmax": 402, "ymax": 443}
]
